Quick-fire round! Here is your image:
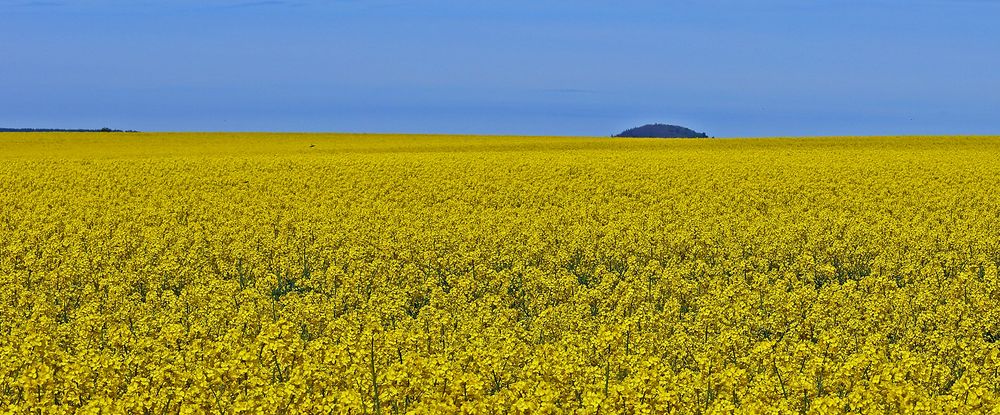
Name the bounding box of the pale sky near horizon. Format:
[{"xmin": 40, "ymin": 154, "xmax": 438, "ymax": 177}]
[{"xmin": 2, "ymin": 0, "xmax": 998, "ymax": 137}]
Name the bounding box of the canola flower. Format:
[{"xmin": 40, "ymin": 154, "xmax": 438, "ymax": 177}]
[{"xmin": 1, "ymin": 133, "xmax": 999, "ymax": 414}]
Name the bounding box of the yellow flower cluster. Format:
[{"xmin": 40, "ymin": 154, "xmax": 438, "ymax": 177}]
[{"xmin": 1, "ymin": 133, "xmax": 999, "ymax": 414}]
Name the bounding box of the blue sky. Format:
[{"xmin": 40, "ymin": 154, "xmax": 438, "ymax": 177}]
[{"xmin": 1, "ymin": 0, "xmax": 998, "ymax": 136}]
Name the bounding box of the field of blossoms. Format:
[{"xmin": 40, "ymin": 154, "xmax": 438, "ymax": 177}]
[{"xmin": 2, "ymin": 133, "xmax": 999, "ymax": 414}]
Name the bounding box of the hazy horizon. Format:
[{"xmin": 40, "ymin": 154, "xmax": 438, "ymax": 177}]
[{"xmin": 3, "ymin": 0, "xmax": 998, "ymax": 137}]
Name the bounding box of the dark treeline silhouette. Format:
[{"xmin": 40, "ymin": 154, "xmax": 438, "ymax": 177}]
[
  {"xmin": 0, "ymin": 127, "xmax": 138, "ymax": 133},
  {"xmin": 614, "ymin": 124, "xmax": 709, "ymax": 138}
]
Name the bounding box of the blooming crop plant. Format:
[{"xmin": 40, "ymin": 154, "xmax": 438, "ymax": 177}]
[{"xmin": 1, "ymin": 133, "xmax": 998, "ymax": 414}]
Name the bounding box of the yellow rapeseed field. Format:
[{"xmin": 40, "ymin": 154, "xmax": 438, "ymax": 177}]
[{"xmin": 2, "ymin": 133, "xmax": 999, "ymax": 414}]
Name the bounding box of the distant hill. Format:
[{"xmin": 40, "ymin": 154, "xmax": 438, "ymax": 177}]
[
  {"xmin": 614, "ymin": 124, "xmax": 708, "ymax": 138},
  {"xmin": 0, "ymin": 128, "xmax": 137, "ymax": 133}
]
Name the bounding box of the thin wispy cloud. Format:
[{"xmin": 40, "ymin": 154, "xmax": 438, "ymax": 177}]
[
  {"xmin": 9, "ymin": 1, "xmax": 64, "ymax": 7},
  {"xmin": 539, "ymin": 88, "xmax": 602, "ymax": 95},
  {"xmin": 220, "ymin": 0, "xmax": 303, "ymax": 9}
]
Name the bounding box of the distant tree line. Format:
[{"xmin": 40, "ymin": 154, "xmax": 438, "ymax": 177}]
[
  {"xmin": 614, "ymin": 124, "xmax": 709, "ymax": 138},
  {"xmin": 0, "ymin": 127, "xmax": 138, "ymax": 133}
]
